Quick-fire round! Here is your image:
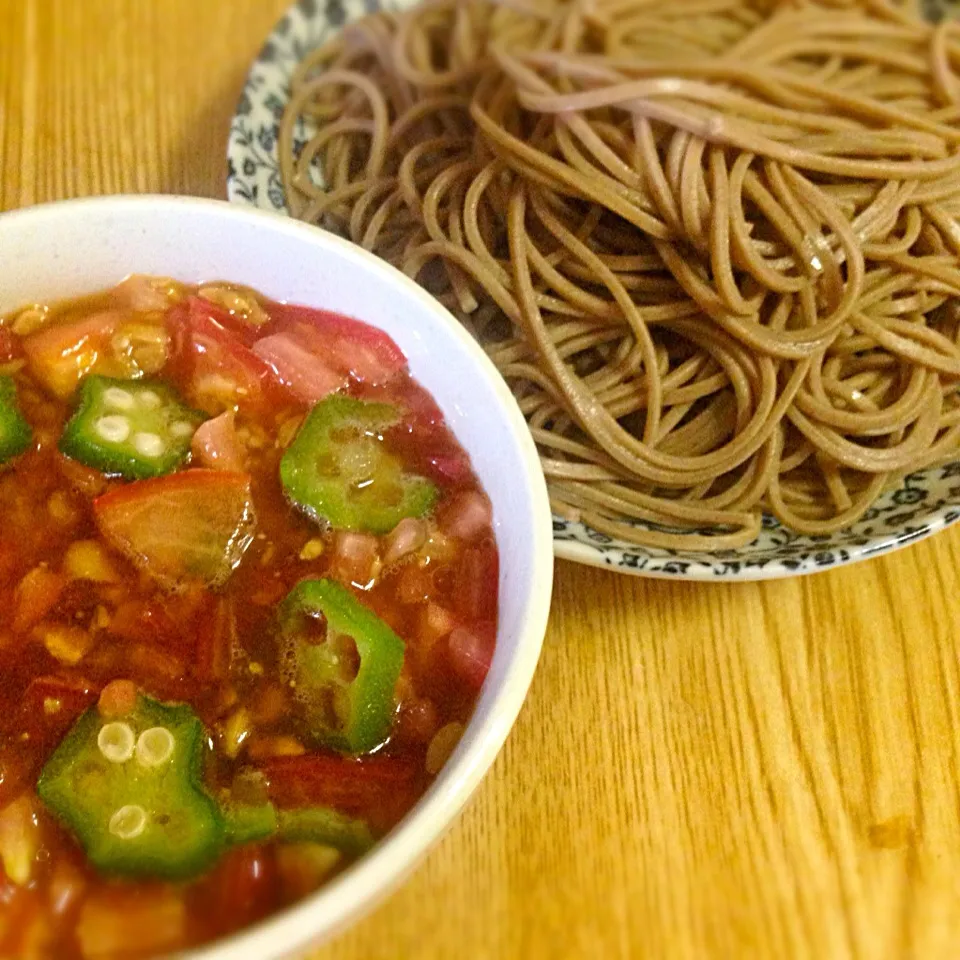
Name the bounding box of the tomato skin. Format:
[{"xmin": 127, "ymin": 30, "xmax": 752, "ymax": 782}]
[
  {"xmin": 252, "ymin": 333, "xmax": 346, "ymax": 405},
  {"xmin": 365, "ymin": 378, "xmax": 472, "ymax": 489},
  {"xmin": 264, "ymin": 303, "xmax": 407, "ymax": 384},
  {"xmin": 22, "ymin": 313, "xmax": 121, "ymax": 399},
  {"xmin": 93, "ymin": 469, "xmax": 256, "ymax": 589},
  {"xmin": 194, "ymin": 595, "xmax": 236, "ymax": 682},
  {"xmin": 166, "ymin": 298, "xmax": 282, "ymax": 410},
  {"xmin": 257, "ymin": 754, "xmax": 421, "ymax": 830}
]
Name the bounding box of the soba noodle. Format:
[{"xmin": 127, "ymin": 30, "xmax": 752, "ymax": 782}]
[{"xmin": 280, "ymin": 0, "xmax": 960, "ymax": 548}]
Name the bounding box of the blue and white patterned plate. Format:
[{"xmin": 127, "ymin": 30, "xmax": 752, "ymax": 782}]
[{"xmin": 227, "ymin": 0, "xmax": 960, "ymax": 580}]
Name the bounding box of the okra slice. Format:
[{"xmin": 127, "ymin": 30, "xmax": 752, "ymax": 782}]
[
  {"xmin": 280, "ymin": 395, "xmax": 437, "ymax": 535},
  {"xmin": 222, "ymin": 800, "xmax": 278, "ymax": 846},
  {"xmin": 59, "ymin": 375, "xmax": 205, "ymax": 480},
  {"xmin": 37, "ymin": 692, "xmax": 225, "ymax": 880},
  {"xmin": 0, "ymin": 376, "xmax": 32, "ymax": 465},
  {"xmin": 222, "ymin": 800, "xmax": 372, "ymax": 854},
  {"xmin": 279, "ymin": 578, "xmax": 405, "ymax": 754},
  {"xmin": 276, "ymin": 806, "xmax": 374, "ymax": 855}
]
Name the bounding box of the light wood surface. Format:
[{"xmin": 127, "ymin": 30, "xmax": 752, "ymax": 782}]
[{"xmin": 4, "ymin": 2, "xmax": 960, "ymax": 957}]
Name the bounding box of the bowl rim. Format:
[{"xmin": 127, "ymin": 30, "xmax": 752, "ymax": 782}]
[{"xmin": 0, "ymin": 194, "xmax": 555, "ymax": 960}]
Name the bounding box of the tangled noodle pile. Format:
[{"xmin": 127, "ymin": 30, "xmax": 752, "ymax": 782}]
[{"xmin": 280, "ymin": 0, "xmax": 960, "ymax": 548}]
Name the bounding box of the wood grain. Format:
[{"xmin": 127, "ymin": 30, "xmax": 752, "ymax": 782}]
[{"xmin": 4, "ymin": 2, "xmax": 960, "ymax": 957}]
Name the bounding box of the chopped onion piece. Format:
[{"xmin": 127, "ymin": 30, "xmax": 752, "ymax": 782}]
[
  {"xmin": 440, "ymin": 491, "xmax": 492, "ymax": 541},
  {"xmin": 191, "ymin": 410, "xmax": 245, "ymax": 472},
  {"xmin": 331, "ymin": 531, "xmax": 380, "ymax": 586},
  {"xmin": 383, "ymin": 517, "xmax": 427, "ymax": 566}
]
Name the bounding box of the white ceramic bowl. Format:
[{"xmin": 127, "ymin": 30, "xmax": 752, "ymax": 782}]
[{"xmin": 0, "ymin": 195, "xmax": 554, "ymax": 959}]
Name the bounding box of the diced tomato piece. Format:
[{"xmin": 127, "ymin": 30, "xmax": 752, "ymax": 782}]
[
  {"xmin": 194, "ymin": 595, "xmax": 236, "ymax": 682},
  {"xmin": 386, "ymin": 426, "xmax": 471, "ymax": 489},
  {"xmin": 21, "ymin": 312, "xmax": 121, "ymax": 399},
  {"xmin": 108, "ymin": 600, "xmax": 171, "ymax": 646},
  {"xmin": 56, "ymin": 454, "xmax": 110, "ymax": 498},
  {"xmin": 447, "ymin": 621, "xmax": 496, "ymax": 691},
  {"xmin": 167, "ymin": 298, "xmax": 280, "ymax": 410},
  {"xmin": 0, "ymin": 675, "xmax": 99, "ymax": 807},
  {"xmin": 191, "ymin": 410, "xmax": 245, "ymax": 471},
  {"xmin": 395, "ymin": 696, "xmax": 440, "ymax": 745},
  {"xmin": 252, "ymin": 333, "xmax": 347, "ymax": 405},
  {"xmin": 93, "ymin": 470, "xmax": 256, "ymax": 588},
  {"xmin": 122, "ymin": 644, "xmax": 194, "ymax": 702},
  {"xmin": 452, "ymin": 537, "xmax": 499, "ymax": 623},
  {"xmin": 393, "ymin": 378, "xmax": 445, "ymax": 429},
  {"xmin": 109, "ymin": 589, "xmax": 210, "ymax": 658},
  {"xmin": 439, "ymin": 491, "xmax": 493, "ymax": 541},
  {"xmin": 423, "ymin": 453, "xmax": 471, "ymax": 486},
  {"xmin": 370, "ymin": 378, "xmax": 472, "ymax": 488},
  {"xmin": 258, "ymin": 753, "xmax": 420, "ymax": 830},
  {"xmin": 205, "ymin": 846, "xmax": 277, "ymax": 932},
  {"xmin": 265, "ymin": 303, "xmax": 407, "ymax": 386},
  {"xmin": 21, "ymin": 675, "xmax": 99, "ymax": 730}
]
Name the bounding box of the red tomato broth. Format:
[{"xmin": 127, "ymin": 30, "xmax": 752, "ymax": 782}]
[{"xmin": 0, "ymin": 277, "xmax": 499, "ymax": 958}]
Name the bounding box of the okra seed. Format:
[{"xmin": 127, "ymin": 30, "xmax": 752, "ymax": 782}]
[
  {"xmin": 97, "ymin": 722, "xmax": 135, "ymax": 763},
  {"xmin": 136, "ymin": 726, "xmax": 175, "ymax": 767},
  {"xmin": 137, "ymin": 390, "xmax": 161, "ymax": 408},
  {"xmin": 169, "ymin": 420, "xmax": 195, "ymax": 439},
  {"xmin": 132, "ymin": 432, "xmax": 165, "ymax": 458},
  {"xmin": 102, "ymin": 387, "xmax": 136, "ymax": 411},
  {"xmin": 109, "ymin": 804, "xmax": 147, "ymax": 840},
  {"xmin": 95, "ymin": 416, "xmax": 131, "ymax": 444}
]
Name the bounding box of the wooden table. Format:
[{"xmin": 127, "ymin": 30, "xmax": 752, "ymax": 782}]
[{"xmin": 4, "ymin": 2, "xmax": 960, "ymax": 957}]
